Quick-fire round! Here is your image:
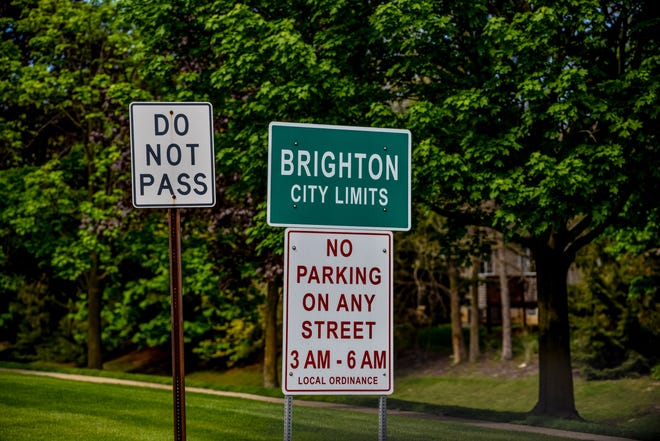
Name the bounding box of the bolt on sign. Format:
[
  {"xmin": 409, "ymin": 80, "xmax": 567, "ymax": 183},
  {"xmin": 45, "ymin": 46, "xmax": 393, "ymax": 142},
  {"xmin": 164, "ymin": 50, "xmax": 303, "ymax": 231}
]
[
  {"xmin": 130, "ymin": 102, "xmax": 215, "ymax": 208},
  {"xmin": 283, "ymin": 229, "xmax": 393, "ymax": 395},
  {"xmin": 268, "ymin": 122, "xmax": 411, "ymax": 230}
]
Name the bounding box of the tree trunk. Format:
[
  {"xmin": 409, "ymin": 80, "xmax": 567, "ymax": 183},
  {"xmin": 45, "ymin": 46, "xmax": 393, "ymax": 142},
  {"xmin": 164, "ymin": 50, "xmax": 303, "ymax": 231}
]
[
  {"xmin": 449, "ymin": 260, "xmax": 466, "ymax": 364},
  {"xmin": 87, "ymin": 255, "xmax": 103, "ymax": 370},
  {"xmin": 497, "ymin": 240, "xmax": 512, "ymax": 361},
  {"xmin": 531, "ymin": 246, "xmax": 580, "ymax": 419},
  {"xmin": 84, "ymin": 135, "xmax": 102, "ymax": 370},
  {"xmin": 469, "ymin": 255, "xmax": 480, "ymax": 363},
  {"xmin": 263, "ymin": 280, "xmax": 280, "ymax": 388}
]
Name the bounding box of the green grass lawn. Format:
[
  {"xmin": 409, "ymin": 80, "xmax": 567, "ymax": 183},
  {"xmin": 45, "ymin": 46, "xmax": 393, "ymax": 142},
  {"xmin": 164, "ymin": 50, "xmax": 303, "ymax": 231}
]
[
  {"xmin": 0, "ymin": 370, "xmax": 610, "ymax": 441},
  {"xmin": 392, "ymin": 371, "xmax": 660, "ymax": 440},
  {"xmin": 2, "ymin": 359, "xmax": 659, "ymax": 440}
]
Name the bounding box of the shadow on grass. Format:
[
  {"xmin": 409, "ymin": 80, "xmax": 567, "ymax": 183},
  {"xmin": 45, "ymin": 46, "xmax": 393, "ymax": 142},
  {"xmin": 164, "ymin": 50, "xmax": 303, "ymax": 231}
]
[
  {"xmin": 297, "ymin": 394, "xmax": 528, "ymax": 423},
  {"xmin": 386, "ymin": 399, "xmax": 653, "ymax": 441},
  {"xmin": 300, "ymin": 396, "xmax": 650, "ymax": 441},
  {"xmin": 387, "ymin": 398, "xmax": 528, "ymax": 422}
]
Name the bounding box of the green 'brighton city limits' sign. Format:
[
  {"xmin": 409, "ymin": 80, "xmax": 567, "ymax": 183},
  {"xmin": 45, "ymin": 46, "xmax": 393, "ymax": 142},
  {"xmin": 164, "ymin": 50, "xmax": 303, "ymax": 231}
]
[{"xmin": 268, "ymin": 122, "xmax": 411, "ymax": 231}]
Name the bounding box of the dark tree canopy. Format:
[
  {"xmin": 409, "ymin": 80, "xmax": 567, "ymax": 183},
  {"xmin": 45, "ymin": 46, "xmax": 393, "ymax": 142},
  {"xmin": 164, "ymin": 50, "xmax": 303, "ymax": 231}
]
[{"xmin": 372, "ymin": 0, "xmax": 659, "ymax": 417}]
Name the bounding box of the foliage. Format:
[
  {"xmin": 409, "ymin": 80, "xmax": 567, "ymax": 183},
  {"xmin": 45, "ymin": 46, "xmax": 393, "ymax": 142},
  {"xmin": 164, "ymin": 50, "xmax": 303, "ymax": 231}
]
[
  {"xmin": 117, "ymin": 0, "xmax": 404, "ymax": 368},
  {"xmin": 0, "ymin": 0, "xmax": 658, "ymax": 395},
  {"xmin": 370, "ymin": 0, "xmax": 660, "ymax": 244},
  {"xmin": 369, "ymin": 0, "xmax": 660, "ymax": 416},
  {"xmin": 0, "ymin": 0, "xmax": 144, "ymax": 366},
  {"xmin": 570, "ymin": 238, "xmax": 660, "ymax": 379}
]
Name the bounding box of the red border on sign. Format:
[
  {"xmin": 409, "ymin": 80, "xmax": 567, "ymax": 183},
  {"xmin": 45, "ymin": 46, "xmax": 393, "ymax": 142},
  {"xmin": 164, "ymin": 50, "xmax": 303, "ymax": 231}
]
[{"xmin": 282, "ymin": 229, "xmax": 393, "ymax": 395}]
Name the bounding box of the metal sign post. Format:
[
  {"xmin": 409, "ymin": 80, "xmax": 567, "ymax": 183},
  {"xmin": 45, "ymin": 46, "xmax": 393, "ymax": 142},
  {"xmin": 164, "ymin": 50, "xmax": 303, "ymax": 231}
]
[
  {"xmin": 284, "ymin": 395, "xmax": 293, "ymax": 441},
  {"xmin": 130, "ymin": 102, "xmax": 216, "ymax": 441},
  {"xmin": 379, "ymin": 396, "xmax": 387, "ymax": 441},
  {"xmin": 169, "ymin": 208, "xmax": 186, "ymax": 441},
  {"xmin": 282, "ymin": 229, "xmax": 392, "ymax": 439},
  {"xmin": 268, "ymin": 122, "xmax": 410, "ymax": 441}
]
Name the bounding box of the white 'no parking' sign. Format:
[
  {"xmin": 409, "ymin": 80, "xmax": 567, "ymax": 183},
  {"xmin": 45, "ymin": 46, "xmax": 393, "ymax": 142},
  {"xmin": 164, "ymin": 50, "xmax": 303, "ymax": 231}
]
[{"xmin": 283, "ymin": 229, "xmax": 393, "ymax": 395}]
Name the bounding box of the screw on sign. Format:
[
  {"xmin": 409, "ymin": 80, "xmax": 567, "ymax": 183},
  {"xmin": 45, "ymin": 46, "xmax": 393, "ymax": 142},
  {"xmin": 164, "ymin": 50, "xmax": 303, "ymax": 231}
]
[{"xmin": 282, "ymin": 229, "xmax": 393, "ymax": 395}]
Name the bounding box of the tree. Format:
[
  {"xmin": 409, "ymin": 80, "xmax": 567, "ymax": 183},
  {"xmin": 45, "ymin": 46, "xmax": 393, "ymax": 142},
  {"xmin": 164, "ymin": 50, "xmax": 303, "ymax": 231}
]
[
  {"xmin": 570, "ymin": 237, "xmax": 660, "ymax": 379},
  {"xmin": 262, "ymin": 280, "xmax": 280, "ymax": 387},
  {"xmin": 371, "ymin": 0, "xmax": 660, "ymax": 418},
  {"xmin": 394, "ymin": 207, "xmax": 481, "ymax": 364},
  {"xmin": 0, "ymin": 0, "xmax": 141, "ymax": 368},
  {"xmin": 496, "ymin": 233, "xmax": 513, "ymax": 361},
  {"xmin": 468, "ymin": 253, "xmax": 481, "ymax": 363},
  {"xmin": 448, "ymin": 259, "xmax": 467, "ymax": 364}
]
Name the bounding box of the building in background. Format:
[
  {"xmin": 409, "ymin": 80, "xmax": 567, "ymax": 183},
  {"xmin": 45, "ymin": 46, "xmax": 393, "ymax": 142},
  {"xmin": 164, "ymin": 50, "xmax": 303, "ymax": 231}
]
[{"xmin": 462, "ymin": 244, "xmax": 582, "ymax": 328}]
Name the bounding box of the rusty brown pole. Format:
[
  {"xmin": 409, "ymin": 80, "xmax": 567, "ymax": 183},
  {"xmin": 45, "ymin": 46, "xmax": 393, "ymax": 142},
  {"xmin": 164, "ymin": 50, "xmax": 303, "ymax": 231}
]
[{"xmin": 168, "ymin": 208, "xmax": 186, "ymax": 441}]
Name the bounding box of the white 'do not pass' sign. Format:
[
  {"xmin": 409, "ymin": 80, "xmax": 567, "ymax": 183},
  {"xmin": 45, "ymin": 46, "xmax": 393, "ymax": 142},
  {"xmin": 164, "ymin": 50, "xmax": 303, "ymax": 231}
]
[
  {"xmin": 130, "ymin": 102, "xmax": 215, "ymax": 208},
  {"xmin": 283, "ymin": 229, "xmax": 393, "ymax": 395}
]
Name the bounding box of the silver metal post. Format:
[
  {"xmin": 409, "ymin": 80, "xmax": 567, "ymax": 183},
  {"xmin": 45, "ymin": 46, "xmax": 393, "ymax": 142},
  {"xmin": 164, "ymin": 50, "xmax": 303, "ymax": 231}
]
[
  {"xmin": 284, "ymin": 395, "xmax": 293, "ymax": 441},
  {"xmin": 378, "ymin": 396, "xmax": 387, "ymax": 441}
]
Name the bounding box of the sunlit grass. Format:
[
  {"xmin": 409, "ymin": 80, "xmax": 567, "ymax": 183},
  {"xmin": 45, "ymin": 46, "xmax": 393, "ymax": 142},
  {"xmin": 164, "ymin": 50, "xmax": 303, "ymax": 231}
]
[
  {"xmin": 1, "ymin": 371, "xmax": 576, "ymax": 441},
  {"xmin": 1, "ymin": 359, "xmax": 658, "ymax": 440}
]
